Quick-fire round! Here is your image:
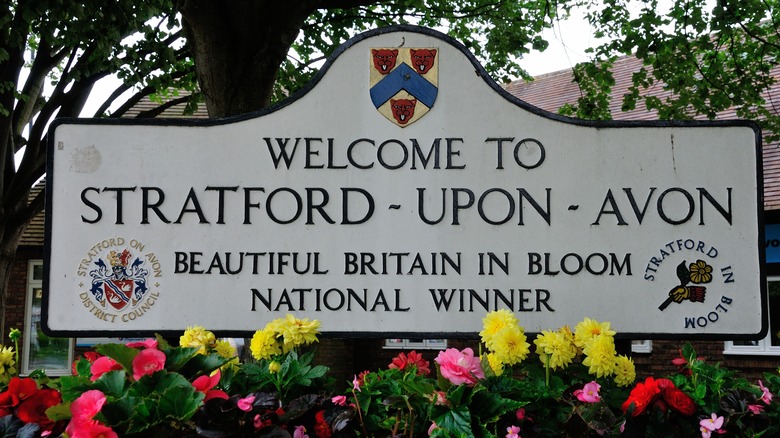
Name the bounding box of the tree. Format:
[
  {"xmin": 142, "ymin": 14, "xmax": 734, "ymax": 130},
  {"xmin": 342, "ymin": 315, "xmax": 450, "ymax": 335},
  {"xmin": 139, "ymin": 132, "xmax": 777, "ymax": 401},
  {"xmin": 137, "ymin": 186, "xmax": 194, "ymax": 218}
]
[
  {"xmin": 560, "ymin": 0, "xmax": 780, "ymax": 141},
  {"xmin": 0, "ymin": 1, "xmax": 195, "ymax": 338}
]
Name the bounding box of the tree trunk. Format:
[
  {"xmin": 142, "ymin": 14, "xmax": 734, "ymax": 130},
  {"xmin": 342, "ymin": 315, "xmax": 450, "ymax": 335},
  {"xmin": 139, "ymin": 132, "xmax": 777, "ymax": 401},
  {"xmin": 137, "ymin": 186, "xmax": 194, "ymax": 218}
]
[
  {"xmin": 178, "ymin": 0, "xmax": 317, "ymax": 118},
  {"xmin": 0, "ymin": 220, "xmax": 28, "ymax": 342}
]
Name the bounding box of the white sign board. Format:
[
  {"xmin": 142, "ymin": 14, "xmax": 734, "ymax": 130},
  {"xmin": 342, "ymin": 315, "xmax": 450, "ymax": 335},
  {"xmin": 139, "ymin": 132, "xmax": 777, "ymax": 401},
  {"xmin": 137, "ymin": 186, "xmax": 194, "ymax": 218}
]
[{"xmin": 45, "ymin": 26, "xmax": 765, "ymax": 339}]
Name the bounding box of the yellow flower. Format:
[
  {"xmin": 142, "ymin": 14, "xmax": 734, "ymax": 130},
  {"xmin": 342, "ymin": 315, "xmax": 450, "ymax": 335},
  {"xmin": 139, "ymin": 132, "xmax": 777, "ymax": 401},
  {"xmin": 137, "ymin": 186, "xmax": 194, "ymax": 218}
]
[
  {"xmin": 534, "ymin": 329, "xmax": 577, "ymax": 370},
  {"xmin": 180, "ymin": 325, "xmax": 216, "ymax": 354},
  {"xmin": 213, "ymin": 339, "xmax": 240, "ymax": 369},
  {"xmin": 276, "ymin": 314, "xmax": 320, "ymax": 352},
  {"xmin": 689, "ymin": 260, "xmax": 713, "ymax": 284},
  {"xmin": 0, "ymin": 346, "xmax": 16, "ymax": 384},
  {"xmin": 582, "ymin": 334, "xmax": 617, "ymax": 378},
  {"xmin": 268, "ymin": 360, "xmax": 281, "ymax": 374},
  {"xmin": 574, "ymin": 318, "xmax": 616, "ymax": 349},
  {"xmin": 486, "ymin": 352, "xmax": 504, "ymax": 376},
  {"xmin": 613, "ymin": 354, "xmax": 636, "ymax": 387},
  {"xmin": 491, "ymin": 325, "xmax": 530, "ymax": 365},
  {"xmin": 250, "ymin": 327, "xmax": 282, "ymax": 360},
  {"xmin": 480, "ymin": 309, "xmax": 519, "ymax": 350}
]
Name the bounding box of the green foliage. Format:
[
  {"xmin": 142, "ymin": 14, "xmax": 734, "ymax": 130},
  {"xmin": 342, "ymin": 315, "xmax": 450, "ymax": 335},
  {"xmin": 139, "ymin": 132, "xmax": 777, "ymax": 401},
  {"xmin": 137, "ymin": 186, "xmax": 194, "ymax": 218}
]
[{"xmin": 575, "ymin": 0, "xmax": 780, "ymax": 139}]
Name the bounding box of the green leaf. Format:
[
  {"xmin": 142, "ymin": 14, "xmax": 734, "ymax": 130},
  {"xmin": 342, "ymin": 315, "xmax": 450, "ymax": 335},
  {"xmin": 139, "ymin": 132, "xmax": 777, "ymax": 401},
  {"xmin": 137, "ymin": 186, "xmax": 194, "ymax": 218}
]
[
  {"xmin": 96, "ymin": 343, "xmax": 139, "ymax": 372},
  {"xmin": 162, "ymin": 345, "xmax": 201, "ymax": 373},
  {"xmin": 45, "ymin": 403, "xmax": 72, "ymax": 422},
  {"xmin": 176, "ymin": 352, "xmax": 231, "ymax": 378},
  {"xmin": 157, "ymin": 385, "xmax": 204, "ymax": 421},
  {"xmin": 433, "ymin": 405, "xmax": 473, "ymax": 438},
  {"xmin": 92, "ymin": 370, "xmax": 129, "ymax": 398},
  {"xmin": 58, "ymin": 375, "xmax": 95, "ymax": 402}
]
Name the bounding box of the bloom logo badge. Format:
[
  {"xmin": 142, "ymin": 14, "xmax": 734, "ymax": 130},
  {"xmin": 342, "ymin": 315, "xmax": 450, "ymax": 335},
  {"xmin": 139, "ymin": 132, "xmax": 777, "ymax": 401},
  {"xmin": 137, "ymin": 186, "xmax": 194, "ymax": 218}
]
[
  {"xmin": 658, "ymin": 260, "xmax": 712, "ymax": 310},
  {"xmin": 644, "ymin": 238, "xmax": 737, "ymax": 329},
  {"xmin": 77, "ymin": 238, "xmax": 162, "ymax": 323},
  {"xmin": 369, "ymin": 47, "xmax": 438, "ymax": 127}
]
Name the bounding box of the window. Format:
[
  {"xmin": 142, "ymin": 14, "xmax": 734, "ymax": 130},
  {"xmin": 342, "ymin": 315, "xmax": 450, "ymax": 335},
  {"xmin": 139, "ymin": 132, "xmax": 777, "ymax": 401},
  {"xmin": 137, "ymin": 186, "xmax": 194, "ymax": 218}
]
[
  {"xmin": 724, "ymin": 277, "xmax": 780, "ymax": 355},
  {"xmin": 385, "ymin": 339, "xmax": 447, "ymax": 349},
  {"xmin": 22, "ymin": 260, "xmax": 74, "ymax": 375}
]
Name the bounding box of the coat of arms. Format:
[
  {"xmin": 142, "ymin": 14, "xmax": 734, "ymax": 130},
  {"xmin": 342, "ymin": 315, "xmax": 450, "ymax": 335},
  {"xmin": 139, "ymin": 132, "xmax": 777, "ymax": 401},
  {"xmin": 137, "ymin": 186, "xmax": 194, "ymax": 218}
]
[
  {"xmin": 89, "ymin": 249, "xmax": 150, "ymax": 311},
  {"xmin": 369, "ymin": 47, "xmax": 438, "ymax": 127}
]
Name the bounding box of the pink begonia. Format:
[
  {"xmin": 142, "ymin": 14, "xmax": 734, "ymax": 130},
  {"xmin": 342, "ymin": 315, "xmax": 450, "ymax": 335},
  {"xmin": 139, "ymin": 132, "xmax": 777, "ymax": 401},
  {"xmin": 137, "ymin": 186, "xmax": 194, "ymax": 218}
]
[
  {"xmin": 505, "ymin": 425, "xmax": 521, "ymax": 438},
  {"xmin": 434, "ymin": 348, "xmax": 485, "ymax": 386},
  {"xmin": 237, "ymin": 395, "xmax": 256, "ymax": 412},
  {"xmin": 65, "ymin": 419, "xmax": 118, "ymax": 438},
  {"xmin": 192, "ymin": 370, "xmax": 229, "ymax": 401},
  {"xmin": 516, "ymin": 408, "xmax": 526, "ymax": 421},
  {"xmin": 293, "ymin": 425, "xmax": 309, "ymax": 438},
  {"xmin": 700, "ymin": 413, "xmax": 724, "ymax": 431},
  {"xmin": 700, "ymin": 426, "xmax": 713, "ymax": 438},
  {"xmin": 67, "ymin": 390, "xmax": 118, "ymax": 438},
  {"xmin": 70, "ymin": 390, "xmax": 107, "ymax": 422},
  {"xmin": 126, "ymin": 338, "xmax": 158, "ymax": 349},
  {"xmin": 428, "ymin": 422, "xmax": 438, "ymax": 436},
  {"xmin": 331, "ymin": 395, "xmax": 347, "ymax": 406},
  {"xmin": 132, "ymin": 347, "xmax": 166, "ymax": 380},
  {"xmin": 573, "ymin": 381, "xmax": 601, "ymax": 403},
  {"xmin": 434, "ymin": 390, "xmax": 448, "ymax": 406},
  {"xmin": 89, "ymin": 356, "xmax": 123, "ymax": 382},
  {"xmin": 748, "ymin": 404, "xmax": 765, "ymax": 414},
  {"xmin": 759, "ymin": 380, "xmax": 773, "ymax": 404}
]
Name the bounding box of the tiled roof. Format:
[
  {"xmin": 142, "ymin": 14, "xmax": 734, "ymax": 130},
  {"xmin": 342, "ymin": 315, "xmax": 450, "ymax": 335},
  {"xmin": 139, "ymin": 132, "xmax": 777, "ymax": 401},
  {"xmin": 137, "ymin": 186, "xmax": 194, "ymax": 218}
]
[{"xmin": 505, "ymin": 56, "xmax": 780, "ymax": 211}]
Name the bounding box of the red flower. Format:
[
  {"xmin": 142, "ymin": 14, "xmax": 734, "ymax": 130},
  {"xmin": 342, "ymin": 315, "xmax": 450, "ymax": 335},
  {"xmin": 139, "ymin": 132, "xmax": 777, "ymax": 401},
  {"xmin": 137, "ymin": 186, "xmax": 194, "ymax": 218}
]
[
  {"xmin": 192, "ymin": 370, "xmax": 229, "ymax": 402},
  {"xmin": 0, "ymin": 391, "xmax": 15, "ymax": 416},
  {"xmin": 313, "ymin": 410, "xmax": 332, "ymax": 438},
  {"xmin": 388, "ymin": 350, "xmax": 431, "ymax": 376},
  {"xmin": 662, "ymin": 387, "xmax": 696, "ymax": 415},
  {"xmin": 622, "ymin": 377, "xmax": 661, "ymax": 416},
  {"xmin": 16, "ymin": 388, "xmax": 61, "ymax": 429},
  {"xmin": 5, "ymin": 377, "xmax": 38, "ymax": 406},
  {"xmin": 72, "ymin": 351, "xmax": 102, "ymax": 375}
]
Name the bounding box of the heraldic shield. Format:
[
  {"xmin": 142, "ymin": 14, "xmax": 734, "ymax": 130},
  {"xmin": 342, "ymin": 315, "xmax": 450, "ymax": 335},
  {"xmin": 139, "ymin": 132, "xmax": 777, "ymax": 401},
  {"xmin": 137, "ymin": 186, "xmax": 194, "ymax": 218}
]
[{"xmin": 369, "ymin": 47, "xmax": 438, "ymax": 127}]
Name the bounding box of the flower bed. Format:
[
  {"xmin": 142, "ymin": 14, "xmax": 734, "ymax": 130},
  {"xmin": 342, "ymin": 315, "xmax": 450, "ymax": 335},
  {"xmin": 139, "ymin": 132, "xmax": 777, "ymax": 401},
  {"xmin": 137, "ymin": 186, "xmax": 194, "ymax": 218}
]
[{"xmin": 0, "ymin": 313, "xmax": 778, "ymax": 437}]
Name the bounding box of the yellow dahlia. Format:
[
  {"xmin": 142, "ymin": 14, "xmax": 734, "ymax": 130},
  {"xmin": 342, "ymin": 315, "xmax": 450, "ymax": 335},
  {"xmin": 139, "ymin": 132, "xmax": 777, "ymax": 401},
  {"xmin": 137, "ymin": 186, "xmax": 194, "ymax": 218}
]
[
  {"xmin": 491, "ymin": 325, "xmax": 530, "ymax": 365},
  {"xmin": 613, "ymin": 354, "xmax": 636, "ymax": 387},
  {"xmin": 276, "ymin": 314, "xmax": 320, "ymax": 352},
  {"xmin": 486, "ymin": 352, "xmax": 504, "ymax": 376},
  {"xmin": 534, "ymin": 329, "xmax": 577, "ymax": 370},
  {"xmin": 0, "ymin": 346, "xmax": 16, "ymax": 384},
  {"xmin": 480, "ymin": 309, "xmax": 519, "ymax": 350},
  {"xmin": 250, "ymin": 327, "xmax": 282, "ymax": 360},
  {"xmin": 574, "ymin": 318, "xmax": 616, "ymax": 349},
  {"xmin": 180, "ymin": 325, "xmax": 216, "ymax": 354},
  {"xmin": 582, "ymin": 334, "xmax": 617, "ymax": 378}
]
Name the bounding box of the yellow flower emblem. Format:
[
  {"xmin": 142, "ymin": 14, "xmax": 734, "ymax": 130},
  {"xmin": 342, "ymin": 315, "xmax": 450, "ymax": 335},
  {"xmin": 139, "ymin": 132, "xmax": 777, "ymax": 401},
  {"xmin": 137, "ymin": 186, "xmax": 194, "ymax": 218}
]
[{"xmin": 689, "ymin": 260, "xmax": 713, "ymax": 284}]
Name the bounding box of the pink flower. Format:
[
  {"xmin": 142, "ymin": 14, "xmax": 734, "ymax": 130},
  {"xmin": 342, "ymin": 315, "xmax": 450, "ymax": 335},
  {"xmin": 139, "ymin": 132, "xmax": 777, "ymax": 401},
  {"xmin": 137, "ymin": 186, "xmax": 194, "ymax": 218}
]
[
  {"xmin": 428, "ymin": 422, "xmax": 438, "ymax": 436},
  {"xmin": 293, "ymin": 425, "xmax": 309, "ymax": 438},
  {"xmin": 434, "ymin": 390, "xmax": 448, "ymax": 406},
  {"xmin": 237, "ymin": 395, "xmax": 256, "ymax": 412},
  {"xmin": 131, "ymin": 348, "xmax": 166, "ymax": 380},
  {"xmin": 574, "ymin": 381, "xmax": 601, "ymax": 403},
  {"xmin": 65, "ymin": 419, "xmax": 118, "ymax": 438},
  {"xmin": 331, "ymin": 395, "xmax": 347, "ymax": 406},
  {"xmin": 759, "ymin": 380, "xmax": 773, "ymax": 404},
  {"xmin": 70, "ymin": 390, "xmax": 107, "ymax": 422},
  {"xmin": 748, "ymin": 403, "xmax": 765, "ymax": 414},
  {"xmin": 699, "ymin": 413, "xmax": 724, "ymax": 432},
  {"xmin": 434, "ymin": 348, "xmax": 485, "ymax": 386},
  {"xmin": 126, "ymin": 339, "xmax": 158, "ymax": 349},
  {"xmin": 516, "ymin": 408, "xmax": 526, "ymax": 421},
  {"xmin": 89, "ymin": 356, "xmax": 123, "ymax": 382},
  {"xmin": 192, "ymin": 370, "xmax": 229, "ymax": 401},
  {"xmin": 700, "ymin": 426, "xmax": 712, "ymax": 438},
  {"xmin": 352, "ymin": 375, "xmax": 361, "ymax": 392},
  {"xmin": 505, "ymin": 425, "xmax": 521, "ymax": 438}
]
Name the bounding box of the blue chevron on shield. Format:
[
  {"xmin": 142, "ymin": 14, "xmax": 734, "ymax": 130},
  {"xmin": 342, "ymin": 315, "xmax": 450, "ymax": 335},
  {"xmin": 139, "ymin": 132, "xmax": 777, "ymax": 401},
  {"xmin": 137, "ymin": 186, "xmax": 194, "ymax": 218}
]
[{"xmin": 369, "ymin": 48, "xmax": 438, "ymax": 127}]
